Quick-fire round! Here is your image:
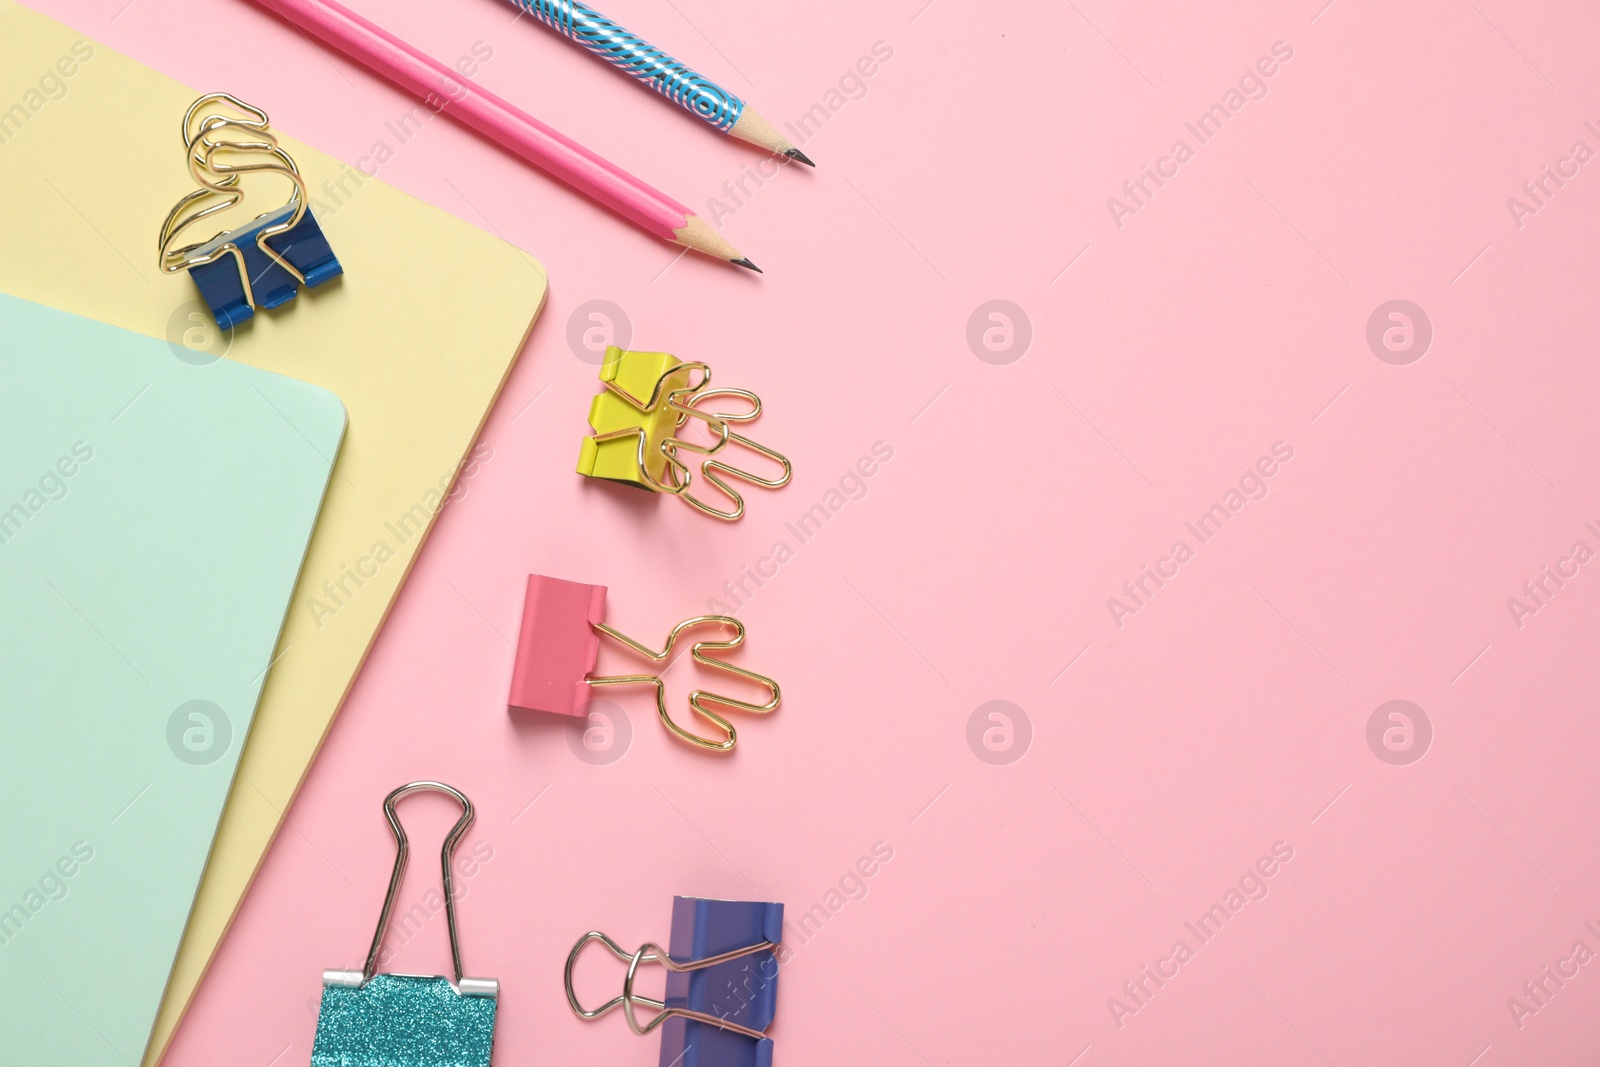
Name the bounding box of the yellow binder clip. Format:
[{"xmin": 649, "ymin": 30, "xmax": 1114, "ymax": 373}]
[{"xmin": 576, "ymin": 347, "xmax": 791, "ymax": 521}]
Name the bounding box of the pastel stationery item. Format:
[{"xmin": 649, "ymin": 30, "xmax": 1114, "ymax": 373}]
[
  {"xmin": 564, "ymin": 897, "xmax": 784, "ymax": 1067},
  {"xmin": 0, "ymin": 6, "xmax": 546, "ymax": 1062},
  {"xmin": 508, "ymin": 574, "xmax": 781, "ymax": 751},
  {"xmin": 0, "ymin": 293, "xmax": 344, "ymax": 1066},
  {"xmin": 501, "ymin": 0, "xmax": 814, "ymax": 164},
  {"xmin": 242, "ymin": 0, "xmax": 761, "ymax": 270},
  {"xmin": 578, "ymin": 346, "xmax": 792, "ymax": 521},
  {"xmin": 158, "ymin": 92, "xmax": 344, "ymax": 328},
  {"xmin": 312, "ymin": 783, "xmax": 498, "ymax": 1067},
  {"xmin": 508, "ymin": 574, "xmax": 608, "ymax": 718}
]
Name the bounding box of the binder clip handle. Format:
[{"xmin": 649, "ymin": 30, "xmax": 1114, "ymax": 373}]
[
  {"xmin": 662, "ymin": 388, "xmax": 792, "ymax": 523},
  {"xmin": 361, "ymin": 781, "xmax": 476, "ymax": 986},
  {"xmin": 588, "ymin": 615, "xmax": 781, "ymax": 752},
  {"xmin": 183, "ymin": 91, "xmax": 270, "ymax": 145},
  {"xmin": 563, "ymin": 931, "xmax": 772, "ymax": 1041}
]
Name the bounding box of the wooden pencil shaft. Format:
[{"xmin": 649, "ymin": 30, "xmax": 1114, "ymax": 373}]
[{"xmin": 248, "ymin": 0, "xmax": 690, "ymax": 240}]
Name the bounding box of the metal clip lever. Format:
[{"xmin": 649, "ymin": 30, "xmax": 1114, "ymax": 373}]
[
  {"xmin": 565, "ymin": 931, "xmax": 774, "ymax": 1040},
  {"xmin": 310, "ymin": 782, "xmax": 499, "ymax": 1067}
]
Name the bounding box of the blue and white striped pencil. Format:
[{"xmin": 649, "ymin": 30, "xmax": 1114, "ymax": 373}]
[{"xmin": 503, "ymin": 0, "xmax": 814, "ymax": 165}]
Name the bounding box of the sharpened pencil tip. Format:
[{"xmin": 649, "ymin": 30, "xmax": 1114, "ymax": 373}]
[
  {"xmin": 785, "ymin": 148, "xmax": 816, "ymax": 167},
  {"xmin": 731, "ymin": 257, "xmax": 763, "ymax": 273}
]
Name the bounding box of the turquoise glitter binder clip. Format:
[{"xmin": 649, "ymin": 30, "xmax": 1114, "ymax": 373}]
[{"xmin": 311, "ymin": 782, "xmax": 498, "ymax": 1067}]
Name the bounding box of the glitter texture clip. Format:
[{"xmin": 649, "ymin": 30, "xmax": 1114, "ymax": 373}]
[{"xmin": 310, "ymin": 782, "xmax": 498, "ymax": 1067}]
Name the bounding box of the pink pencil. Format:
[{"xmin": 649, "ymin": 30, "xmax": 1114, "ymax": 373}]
[{"xmin": 245, "ymin": 0, "xmax": 759, "ymax": 270}]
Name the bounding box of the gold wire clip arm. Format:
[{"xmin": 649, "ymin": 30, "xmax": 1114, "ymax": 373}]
[
  {"xmin": 157, "ymin": 93, "xmax": 311, "ymax": 303},
  {"xmin": 587, "ymin": 616, "xmax": 780, "ymax": 753},
  {"xmin": 157, "ymin": 92, "xmax": 341, "ymax": 329},
  {"xmin": 564, "ymin": 930, "xmax": 776, "ymax": 1040}
]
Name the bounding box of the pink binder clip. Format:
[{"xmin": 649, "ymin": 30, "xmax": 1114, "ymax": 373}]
[
  {"xmin": 506, "ymin": 573, "xmax": 781, "ymax": 753},
  {"xmin": 509, "ymin": 575, "xmax": 608, "ymax": 719}
]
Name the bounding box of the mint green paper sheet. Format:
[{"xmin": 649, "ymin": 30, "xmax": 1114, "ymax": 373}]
[{"xmin": 0, "ymin": 292, "xmax": 345, "ymax": 1064}]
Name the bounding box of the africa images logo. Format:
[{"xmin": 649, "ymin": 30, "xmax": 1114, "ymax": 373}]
[
  {"xmin": 0, "ymin": 841, "xmax": 95, "ymax": 949},
  {"xmin": 0, "ymin": 441, "xmax": 94, "ymax": 548}
]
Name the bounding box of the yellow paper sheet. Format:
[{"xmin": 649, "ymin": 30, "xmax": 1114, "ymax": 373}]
[{"xmin": 0, "ymin": 5, "xmax": 547, "ymax": 1062}]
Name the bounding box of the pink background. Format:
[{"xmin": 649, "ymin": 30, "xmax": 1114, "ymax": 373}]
[{"xmin": 30, "ymin": 0, "xmax": 1600, "ymax": 1062}]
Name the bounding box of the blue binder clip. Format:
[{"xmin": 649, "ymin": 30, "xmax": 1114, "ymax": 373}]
[
  {"xmin": 311, "ymin": 782, "xmax": 498, "ymax": 1067},
  {"xmin": 159, "ymin": 92, "xmax": 342, "ymax": 330},
  {"xmin": 565, "ymin": 896, "xmax": 784, "ymax": 1067}
]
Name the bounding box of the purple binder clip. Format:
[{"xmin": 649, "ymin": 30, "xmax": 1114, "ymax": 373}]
[{"xmin": 565, "ymin": 896, "xmax": 783, "ymax": 1067}]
